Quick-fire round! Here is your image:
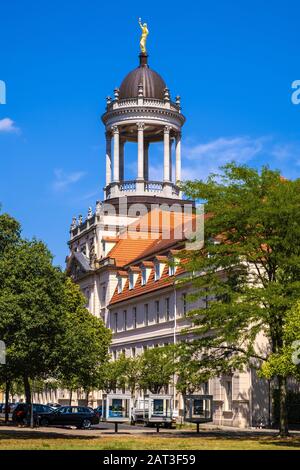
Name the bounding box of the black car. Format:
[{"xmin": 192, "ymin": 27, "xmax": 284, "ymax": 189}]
[
  {"xmin": 12, "ymin": 403, "xmax": 54, "ymax": 425},
  {"xmin": 94, "ymin": 405, "xmax": 103, "ymax": 417},
  {"xmin": 39, "ymin": 406, "xmax": 100, "ymax": 429}
]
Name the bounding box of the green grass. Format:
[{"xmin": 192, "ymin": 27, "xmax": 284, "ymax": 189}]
[{"xmin": 1, "ymin": 432, "xmax": 300, "ymax": 450}]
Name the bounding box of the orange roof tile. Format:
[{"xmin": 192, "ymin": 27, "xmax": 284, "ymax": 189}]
[
  {"xmin": 106, "ymin": 237, "xmax": 157, "ymax": 267},
  {"xmin": 109, "ymin": 263, "xmax": 186, "ymax": 306}
]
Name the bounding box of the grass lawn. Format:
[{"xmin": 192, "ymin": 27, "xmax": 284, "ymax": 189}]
[{"xmin": 1, "ymin": 432, "xmax": 300, "ymax": 450}]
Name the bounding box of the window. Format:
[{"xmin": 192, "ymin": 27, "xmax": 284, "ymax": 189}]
[
  {"xmin": 224, "ymin": 379, "xmax": 232, "ymax": 411},
  {"xmin": 155, "ymin": 300, "xmax": 160, "ymax": 323},
  {"xmin": 132, "ymin": 307, "xmax": 137, "ymax": 329},
  {"xmin": 117, "ymin": 277, "xmax": 122, "ymax": 294},
  {"xmin": 129, "ymin": 272, "xmax": 134, "ymax": 290},
  {"xmin": 132, "ymin": 347, "xmax": 136, "ymax": 358},
  {"xmin": 141, "ymin": 267, "xmax": 147, "ymax": 286},
  {"xmin": 123, "ymin": 310, "xmax": 127, "ymax": 331},
  {"xmin": 143, "ymin": 345, "xmax": 147, "ymax": 353},
  {"xmin": 122, "ymin": 348, "xmax": 126, "ymax": 356},
  {"xmin": 113, "ymin": 350, "xmax": 117, "ymax": 360},
  {"xmin": 154, "ymin": 263, "xmax": 160, "ymax": 281},
  {"xmin": 102, "ymin": 285, "xmax": 106, "ymax": 302},
  {"xmin": 144, "ymin": 304, "xmax": 149, "ymax": 326},
  {"xmin": 114, "ymin": 312, "xmax": 118, "ymax": 332},
  {"xmin": 203, "ymin": 381, "xmax": 209, "ymax": 394},
  {"xmin": 182, "ymin": 293, "xmax": 187, "ymax": 316},
  {"xmin": 169, "ymin": 261, "xmax": 175, "ymax": 276},
  {"xmin": 165, "ymin": 297, "xmax": 170, "ymax": 321}
]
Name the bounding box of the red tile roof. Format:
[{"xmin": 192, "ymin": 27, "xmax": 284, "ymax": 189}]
[{"xmin": 109, "ymin": 264, "xmax": 186, "ymax": 306}]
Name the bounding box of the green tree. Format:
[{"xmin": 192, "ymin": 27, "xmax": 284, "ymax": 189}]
[
  {"xmin": 180, "ymin": 163, "xmax": 300, "ymax": 436},
  {"xmin": 0, "ymin": 211, "xmax": 21, "ymax": 255},
  {"xmin": 138, "ymin": 346, "xmax": 176, "ymax": 394},
  {"xmin": 0, "ymin": 211, "xmax": 21, "ymax": 420},
  {"xmin": 58, "ymin": 278, "xmax": 111, "ymax": 404},
  {"xmin": 0, "ymin": 239, "xmax": 67, "ymax": 403},
  {"xmin": 99, "ymin": 354, "xmax": 129, "ymax": 393}
]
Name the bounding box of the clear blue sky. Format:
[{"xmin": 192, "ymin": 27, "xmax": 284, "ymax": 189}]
[{"xmin": 1, "ymin": 0, "xmax": 300, "ymax": 266}]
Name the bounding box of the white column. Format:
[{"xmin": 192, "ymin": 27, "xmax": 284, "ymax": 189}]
[
  {"xmin": 175, "ymin": 131, "xmax": 181, "ymax": 183},
  {"xmin": 144, "ymin": 141, "xmax": 149, "ymax": 180},
  {"xmin": 119, "ymin": 140, "xmax": 125, "ymax": 181},
  {"xmin": 163, "ymin": 126, "xmax": 171, "ymax": 182},
  {"xmin": 112, "ymin": 126, "xmax": 119, "ymax": 182},
  {"xmin": 105, "ymin": 131, "xmax": 112, "ymax": 186},
  {"xmin": 169, "ymin": 138, "xmax": 173, "ymax": 182},
  {"xmin": 137, "ymin": 122, "xmax": 144, "ymax": 180}
]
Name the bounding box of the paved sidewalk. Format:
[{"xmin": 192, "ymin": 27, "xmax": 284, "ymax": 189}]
[{"xmin": 1, "ymin": 422, "xmax": 299, "ymax": 438}]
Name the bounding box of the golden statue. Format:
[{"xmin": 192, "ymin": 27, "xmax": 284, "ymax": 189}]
[{"xmin": 138, "ymin": 18, "xmax": 149, "ymax": 53}]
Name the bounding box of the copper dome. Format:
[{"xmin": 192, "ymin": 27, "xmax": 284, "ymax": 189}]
[{"xmin": 119, "ymin": 53, "xmax": 166, "ymax": 100}]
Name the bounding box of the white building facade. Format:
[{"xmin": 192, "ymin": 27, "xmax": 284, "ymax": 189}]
[{"xmin": 63, "ymin": 50, "xmax": 270, "ymax": 428}]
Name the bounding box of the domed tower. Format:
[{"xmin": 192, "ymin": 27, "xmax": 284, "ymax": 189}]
[{"xmin": 102, "ymin": 52, "xmax": 185, "ymax": 204}]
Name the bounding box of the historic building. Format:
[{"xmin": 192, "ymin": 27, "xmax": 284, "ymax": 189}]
[{"xmin": 62, "ymin": 47, "xmax": 270, "ymax": 428}]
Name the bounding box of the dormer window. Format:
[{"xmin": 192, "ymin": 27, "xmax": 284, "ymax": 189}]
[
  {"xmin": 141, "ymin": 267, "xmax": 146, "ymax": 286},
  {"xmin": 154, "ymin": 262, "xmax": 160, "ymax": 281},
  {"xmin": 129, "ymin": 272, "xmax": 134, "ymax": 290},
  {"xmin": 169, "ymin": 262, "xmax": 175, "ymax": 276},
  {"xmin": 118, "ymin": 277, "xmax": 122, "ymax": 294}
]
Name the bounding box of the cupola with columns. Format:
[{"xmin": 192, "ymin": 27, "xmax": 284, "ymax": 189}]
[{"xmin": 101, "ymin": 52, "xmax": 185, "ymax": 201}]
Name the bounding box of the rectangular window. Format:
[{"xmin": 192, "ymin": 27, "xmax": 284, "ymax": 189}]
[
  {"xmin": 169, "ymin": 261, "xmax": 175, "ymax": 276},
  {"xmin": 224, "ymin": 379, "xmax": 233, "ymax": 411},
  {"xmin": 132, "ymin": 347, "xmax": 136, "ymax": 358},
  {"xmin": 102, "ymin": 285, "xmax": 106, "ymax": 302},
  {"xmin": 129, "ymin": 272, "xmax": 134, "ymax": 290},
  {"xmin": 122, "ymin": 349, "xmax": 126, "ymax": 357},
  {"xmin": 117, "ymin": 277, "xmax": 122, "ymax": 294},
  {"xmin": 114, "ymin": 312, "xmax": 118, "ymax": 332},
  {"xmin": 143, "ymin": 345, "xmax": 147, "ymax": 353},
  {"xmin": 203, "ymin": 381, "xmax": 209, "ymax": 394},
  {"xmin": 144, "ymin": 304, "xmax": 149, "ymax": 326},
  {"xmin": 165, "ymin": 297, "xmax": 170, "ymax": 321},
  {"xmin": 123, "ymin": 310, "xmax": 127, "ymax": 331},
  {"xmin": 154, "ymin": 263, "xmax": 160, "ymax": 281},
  {"xmin": 132, "ymin": 307, "xmax": 137, "ymax": 329},
  {"xmin": 141, "ymin": 267, "xmax": 146, "ymax": 286},
  {"xmin": 113, "ymin": 350, "xmax": 117, "ymax": 361},
  {"xmin": 182, "ymin": 293, "xmax": 187, "ymax": 316},
  {"xmin": 155, "ymin": 300, "xmax": 160, "ymax": 323}
]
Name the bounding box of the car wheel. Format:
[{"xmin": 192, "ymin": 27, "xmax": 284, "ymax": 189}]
[
  {"xmin": 40, "ymin": 418, "xmax": 49, "ymax": 427},
  {"xmin": 81, "ymin": 419, "xmax": 92, "ymax": 430}
]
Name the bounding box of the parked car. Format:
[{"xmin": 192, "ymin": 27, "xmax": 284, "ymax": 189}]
[
  {"xmin": 12, "ymin": 403, "xmax": 54, "ymax": 425},
  {"xmin": 46, "ymin": 403, "xmax": 61, "ymax": 409},
  {"xmin": 94, "ymin": 405, "xmax": 102, "ymax": 417},
  {"xmin": 38, "ymin": 405, "xmax": 100, "ymax": 429},
  {"xmin": 0, "ymin": 402, "xmax": 18, "ymax": 414}
]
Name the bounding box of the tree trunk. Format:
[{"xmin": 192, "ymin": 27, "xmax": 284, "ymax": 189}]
[
  {"xmin": 4, "ymin": 380, "xmax": 10, "ymax": 424},
  {"xmin": 85, "ymin": 390, "xmax": 89, "ymax": 406},
  {"xmin": 23, "ymin": 375, "xmax": 31, "ymax": 404},
  {"xmin": 69, "ymin": 389, "xmax": 73, "ymax": 406},
  {"xmin": 278, "ymin": 376, "xmax": 289, "ymax": 437}
]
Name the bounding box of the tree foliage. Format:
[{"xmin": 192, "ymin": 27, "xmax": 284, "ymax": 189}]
[
  {"xmin": 0, "ymin": 211, "xmax": 111, "ymax": 405},
  {"xmin": 180, "ymin": 163, "xmax": 300, "ymax": 435}
]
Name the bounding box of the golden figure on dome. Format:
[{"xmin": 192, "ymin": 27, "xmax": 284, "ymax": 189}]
[{"xmin": 138, "ymin": 18, "xmax": 149, "ymax": 53}]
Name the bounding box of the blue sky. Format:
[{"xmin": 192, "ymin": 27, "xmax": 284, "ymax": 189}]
[{"xmin": 1, "ymin": 0, "xmax": 300, "ymax": 266}]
